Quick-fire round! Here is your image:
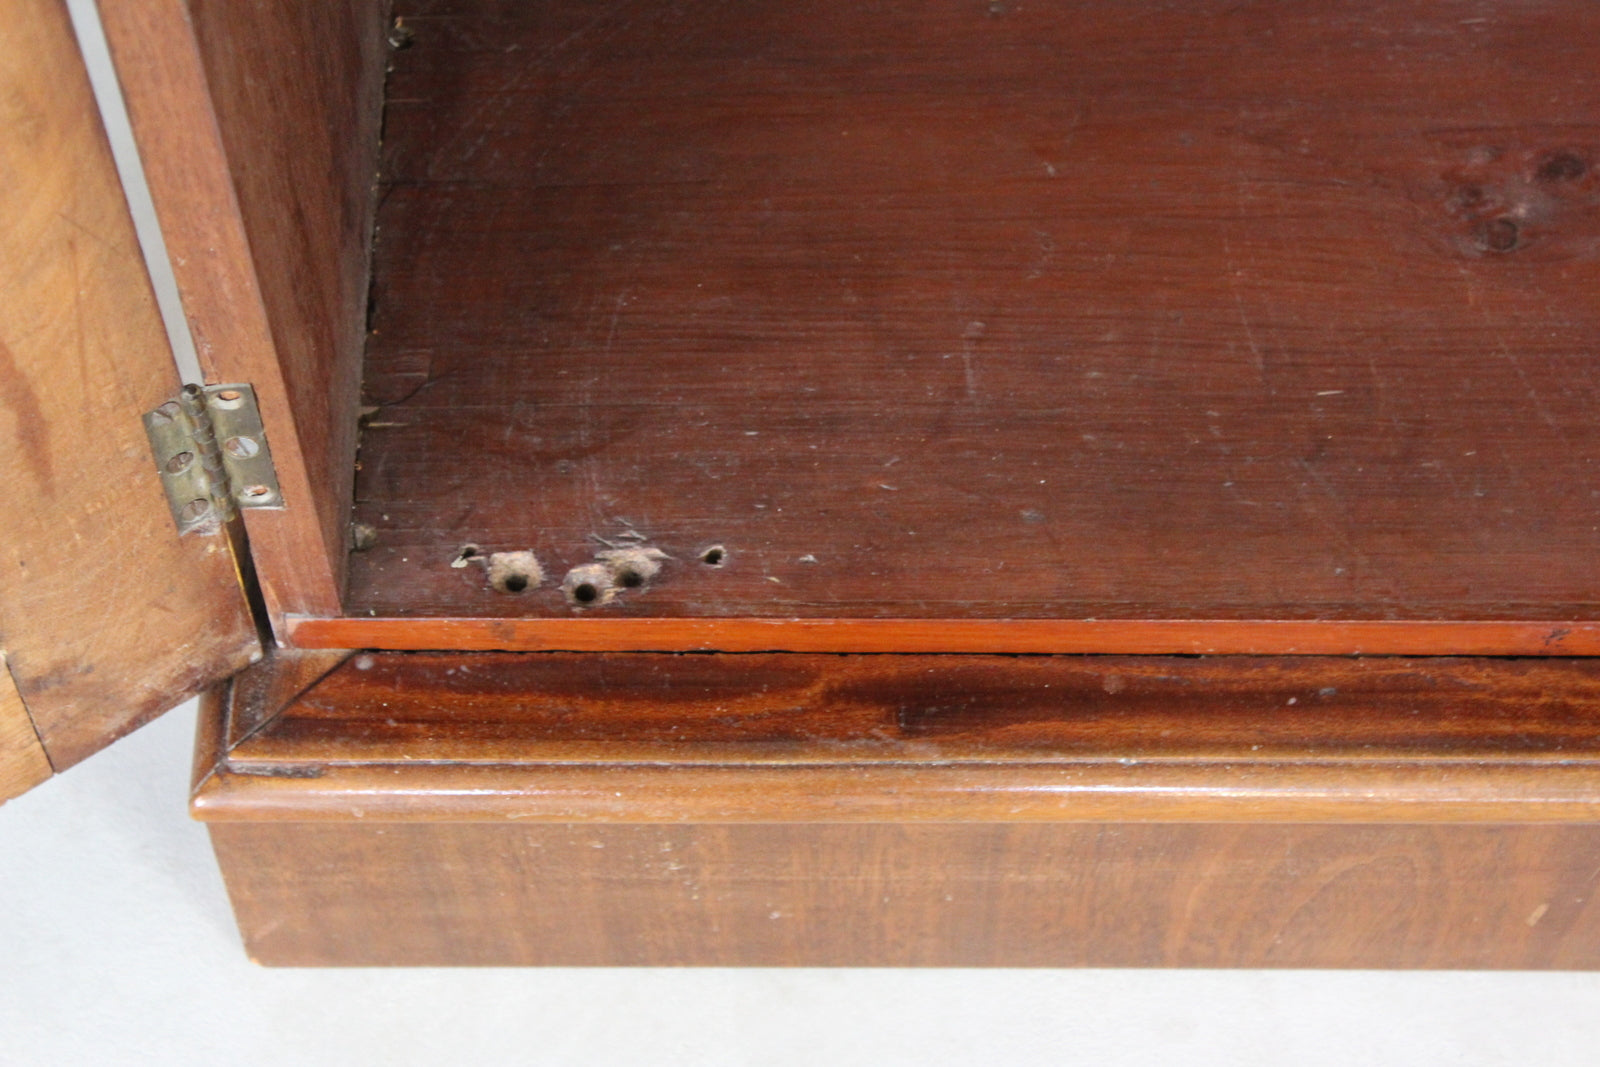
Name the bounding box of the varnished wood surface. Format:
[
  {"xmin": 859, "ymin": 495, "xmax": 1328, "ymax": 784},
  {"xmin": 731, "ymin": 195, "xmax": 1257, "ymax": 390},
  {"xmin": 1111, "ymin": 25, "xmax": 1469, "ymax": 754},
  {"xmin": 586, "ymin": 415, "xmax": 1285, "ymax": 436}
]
[
  {"xmin": 286, "ymin": 614, "xmax": 1600, "ymax": 656},
  {"xmin": 196, "ymin": 652, "xmax": 1600, "ymax": 823},
  {"xmin": 0, "ymin": 0, "xmax": 258, "ymax": 773},
  {"xmin": 0, "ymin": 655, "xmax": 51, "ymax": 803},
  {"xmin": 210, "ymin": 821, "xmax": 1600, "ymax": 967},
  {"xmin": 101, "ymin": 0, "xmax": 391, "ymax": 623},
  {"xmin": 352, "ymin": 0, "xmax": 1600, "ymax": 626},
  {"xmin": 221, "ymin": 648, "xmax": 353, "ymax": 752}
]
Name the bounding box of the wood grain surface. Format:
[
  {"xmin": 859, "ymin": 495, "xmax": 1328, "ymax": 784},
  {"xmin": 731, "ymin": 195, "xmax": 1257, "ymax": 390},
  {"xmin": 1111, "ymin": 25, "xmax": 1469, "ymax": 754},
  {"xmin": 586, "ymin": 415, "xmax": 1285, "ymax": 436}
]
[
  {"xmin": 195, "ymin": 652, "xmax": 1600, "ymax": 824},
  {"xmin": 210, "ymin": 820, "xmax": 1600, "ymax": 967},
  {"xmin": 349, "ymin": 0, "xmax": 1600, "ymax": 627},
  {"xmin": 0, "ymin": 654, "xmax": 51, "ymax": 803},
  {"xmin": 286, "ymin": 614, "xmax": 1600, "ymax": 656},
  {"xmin": 0, "ymin": 0, "xmax": 258, "ymax": 772},
  {"xmin": 100, "ymin": 0, "xmax": 391, "ymax": 623}
]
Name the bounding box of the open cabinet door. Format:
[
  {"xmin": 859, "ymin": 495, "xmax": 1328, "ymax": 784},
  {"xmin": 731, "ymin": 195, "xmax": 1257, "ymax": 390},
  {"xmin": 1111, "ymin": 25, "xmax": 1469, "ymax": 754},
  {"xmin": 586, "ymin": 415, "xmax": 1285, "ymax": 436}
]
[{"xmin": 0, "ymin": 0, "xmax": 260, "ymax": 802}]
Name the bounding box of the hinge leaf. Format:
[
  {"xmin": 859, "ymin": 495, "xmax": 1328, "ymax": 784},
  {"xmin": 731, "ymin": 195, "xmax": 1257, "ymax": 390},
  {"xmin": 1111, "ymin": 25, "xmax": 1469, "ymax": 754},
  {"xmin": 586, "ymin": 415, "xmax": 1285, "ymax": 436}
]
[{"xmin": 143, "ymin": 383, "xmax": 282, "ymax": 535}]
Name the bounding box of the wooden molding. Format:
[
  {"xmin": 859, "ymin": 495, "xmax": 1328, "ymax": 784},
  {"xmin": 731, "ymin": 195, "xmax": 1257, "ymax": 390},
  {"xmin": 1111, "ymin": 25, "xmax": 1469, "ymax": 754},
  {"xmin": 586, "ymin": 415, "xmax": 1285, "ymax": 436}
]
[
  {"xmin": 197, "ymin": 650, "xmax": 1600, "ymax": 966},
  {"xmin": 196, "ymin": 651, "xmax": 1600, "ymax": 824}
]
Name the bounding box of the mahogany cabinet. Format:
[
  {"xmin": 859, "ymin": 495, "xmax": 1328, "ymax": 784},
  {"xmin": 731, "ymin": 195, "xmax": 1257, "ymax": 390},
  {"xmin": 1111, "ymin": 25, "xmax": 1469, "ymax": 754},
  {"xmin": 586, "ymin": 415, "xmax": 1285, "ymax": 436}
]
[{"xmin": 4, "ymin": 0, "xmax": 1600, "ymax": 965}]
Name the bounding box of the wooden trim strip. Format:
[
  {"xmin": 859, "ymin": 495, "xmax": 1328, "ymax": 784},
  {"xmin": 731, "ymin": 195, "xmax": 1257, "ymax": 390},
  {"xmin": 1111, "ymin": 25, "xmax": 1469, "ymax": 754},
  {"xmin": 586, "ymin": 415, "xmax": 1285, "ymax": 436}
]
[
  {"xmin": 285, "ymin": 616, "xmax": 1600, "ymax": 656},
  {"xmin": 192, "ymin": 759, "xmax": 1600, "ymax": 825}
]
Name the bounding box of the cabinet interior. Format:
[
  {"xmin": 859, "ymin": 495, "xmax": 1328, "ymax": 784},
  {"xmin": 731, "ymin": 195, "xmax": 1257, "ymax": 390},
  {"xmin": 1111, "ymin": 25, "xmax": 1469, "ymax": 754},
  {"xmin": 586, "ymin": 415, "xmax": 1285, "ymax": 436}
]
[{"xmin": 340, "ymin": 0, "xmax": 1600, "ymax": 632}]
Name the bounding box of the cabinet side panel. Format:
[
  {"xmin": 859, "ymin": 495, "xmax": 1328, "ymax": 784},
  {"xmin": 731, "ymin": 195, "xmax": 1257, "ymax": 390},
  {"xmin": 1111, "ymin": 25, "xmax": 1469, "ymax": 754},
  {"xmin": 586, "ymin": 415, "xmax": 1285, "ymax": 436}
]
[
  {"xmin": 209, "ymin": 822, "xmax": 1600, "ymax": 967},
  {"xmin": 99, "ymin": 0, "xmax": 391, "ymax": 621},
  {"xmin": 0, "ymin": 0, "xmax": 259, "ymax": 772}
]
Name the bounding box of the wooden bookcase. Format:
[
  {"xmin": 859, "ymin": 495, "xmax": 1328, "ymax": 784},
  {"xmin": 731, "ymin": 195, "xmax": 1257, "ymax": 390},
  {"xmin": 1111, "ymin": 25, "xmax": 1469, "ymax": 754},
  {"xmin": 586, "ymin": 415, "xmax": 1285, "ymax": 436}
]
[{"xmin": 4, "ymin": 0, "xmax": 1600, "ymax": 965}]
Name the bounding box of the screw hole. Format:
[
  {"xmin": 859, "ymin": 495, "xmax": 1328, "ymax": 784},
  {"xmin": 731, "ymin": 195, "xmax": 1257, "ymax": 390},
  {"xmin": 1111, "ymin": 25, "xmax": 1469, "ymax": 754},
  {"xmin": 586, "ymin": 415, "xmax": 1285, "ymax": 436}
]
[
  {"xmin": 700, "ymin": 545, "xmax": 727, "ymax": 567},
  {"xmin": 451, "ymin": 543, "xmax": 482, "ymax": 568},
  {"xmin": 484, "ymin": 550, "xmax": 542, "ymax": 593},
  {"xmin": 240, "ymin": 484, "xmax": 272, "ymax": 501},
  {"xmin": 1478, "ymin": 217, "xmax": 1519, "ymax": 253},
  {"xmin": 562, "ymin": 562, "xmax": 615, "ymax": 607},
  {"xmin": 211, "ymin": 389, "xmax": 245, "ymax": 410},
  {"xmin": 597, "ymin": 546, "xmax": 667, "ymax": 589}
]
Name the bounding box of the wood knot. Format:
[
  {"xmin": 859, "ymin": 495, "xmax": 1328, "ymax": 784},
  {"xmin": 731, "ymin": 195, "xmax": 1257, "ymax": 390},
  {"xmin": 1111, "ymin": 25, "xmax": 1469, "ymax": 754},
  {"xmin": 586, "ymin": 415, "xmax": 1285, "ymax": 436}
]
[{"xmin": 1439, "ymin": 140, "xmax": 1598, "ymax": 259}]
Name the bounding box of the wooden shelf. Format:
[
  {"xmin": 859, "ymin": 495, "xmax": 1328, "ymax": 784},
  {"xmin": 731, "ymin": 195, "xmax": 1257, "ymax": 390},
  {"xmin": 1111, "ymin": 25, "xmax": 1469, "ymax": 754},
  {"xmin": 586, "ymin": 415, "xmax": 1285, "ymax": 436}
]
[{"xmin": 348, "ymin": 0, "xmax": 1600, "ymax": 633}]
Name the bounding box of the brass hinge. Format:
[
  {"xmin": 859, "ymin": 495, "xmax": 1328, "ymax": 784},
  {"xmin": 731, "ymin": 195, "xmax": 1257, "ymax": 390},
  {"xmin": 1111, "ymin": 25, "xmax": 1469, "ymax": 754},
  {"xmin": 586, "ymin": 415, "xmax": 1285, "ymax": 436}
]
[{"xmin": 143, "ymin": 383, "xmax": 282, "ymax": 535}]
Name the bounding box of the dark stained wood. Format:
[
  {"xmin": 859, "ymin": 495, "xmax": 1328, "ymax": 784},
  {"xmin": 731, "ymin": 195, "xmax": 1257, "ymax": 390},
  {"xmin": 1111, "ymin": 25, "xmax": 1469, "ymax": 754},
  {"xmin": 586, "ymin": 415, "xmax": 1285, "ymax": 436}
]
[
  {"xmin": 287, "ymin": 614, "xmax": 1600, "ymax": 656},
  {"xmin": 209, "ymin": 821, "xmax": 1600, "ymax": 967},
  {"xmin": 196, "ymin": 652, "xmax": 1600, "ymax": 823},
  {"xmin": 221, "ymin": 647, "xmax": 353, "ymax": 751},
  {"xmin": 100, "ymin": 0, "xmax": 391, "ymax": 624},
  {"xmin": 349, "ymin": 0, "xmax": 1600, "ymax": 628},
  {"xmin": 0, "ymin": 0, "xmax": 259, "ymax": 775}
]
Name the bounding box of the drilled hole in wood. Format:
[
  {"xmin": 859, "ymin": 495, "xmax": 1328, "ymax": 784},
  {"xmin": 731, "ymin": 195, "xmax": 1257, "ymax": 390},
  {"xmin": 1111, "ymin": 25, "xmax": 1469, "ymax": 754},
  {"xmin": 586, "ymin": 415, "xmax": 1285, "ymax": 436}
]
[
  {"xmin": 485, "ymin": 550, "xmax": 542, "ymax": 593},
  {"xmin": 563, "ymin": 562, "xmax": 616, "ymax": 607},
  {"xmin": 700, "ymin": 545, "xmax": 727, "ymax": 567},
  {"xmin": 598, "ymin": 546, "xmax": 668, "ymax": 588},
  {"xmin": 1478, "ymin": 217, "xmax": 1519, "ymax": 253},
  {"xmin": 451, "ymin": 543, "xmax": 482, "ymax": 568}
]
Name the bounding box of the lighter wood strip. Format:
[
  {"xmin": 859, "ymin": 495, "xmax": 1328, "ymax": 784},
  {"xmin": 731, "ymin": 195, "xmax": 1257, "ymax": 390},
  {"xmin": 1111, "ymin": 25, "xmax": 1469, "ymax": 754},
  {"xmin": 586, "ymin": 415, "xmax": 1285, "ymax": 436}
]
[
  {"xmin": 0, "ymin": 653, "xmax": 52, "ymax": 802},
  {"xmin": 284, "ymin": 616, "xmax": 1600, "ymax": 656}
]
